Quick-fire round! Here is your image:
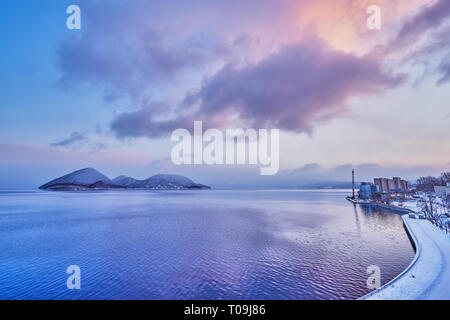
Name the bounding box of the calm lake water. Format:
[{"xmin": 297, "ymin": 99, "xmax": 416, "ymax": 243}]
[{"xmin": 0, "ymin": 189, "xmax": 414, "ymax": 300}]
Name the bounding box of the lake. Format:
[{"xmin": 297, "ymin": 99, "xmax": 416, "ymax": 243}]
[{"xmin": 0, "ymin": 189, "xmax": 414, "ymax": 299}]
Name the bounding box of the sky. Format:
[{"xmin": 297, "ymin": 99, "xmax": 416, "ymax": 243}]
[{"xmin": 0, "ymin": 0, "xmax": 449, "ymax": 188}]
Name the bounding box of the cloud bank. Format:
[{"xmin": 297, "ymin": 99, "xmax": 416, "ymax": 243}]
[{"xmin": 111, "ymin": 38, "xmax": 403, "ymax": 138}]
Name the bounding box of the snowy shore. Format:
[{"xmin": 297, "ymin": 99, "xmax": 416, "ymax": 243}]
[{"xmin": 362, "ymin": 215, "xmax": 450, "ymax": 300}]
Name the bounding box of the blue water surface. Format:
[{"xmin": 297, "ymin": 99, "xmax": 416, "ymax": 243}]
[{"xmin": 0, "ymin": 189, "xmax": 414, "ymax": 300}]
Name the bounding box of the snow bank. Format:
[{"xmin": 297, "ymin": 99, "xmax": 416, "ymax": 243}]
[{"xmin": 362, "ymin": 216, "xmax": 450, "ymax": 300}]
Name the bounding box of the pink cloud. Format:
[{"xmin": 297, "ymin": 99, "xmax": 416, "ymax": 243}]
[{"xmin": 111, "ymin": 37, "xmax": 404, "ymax": 138}]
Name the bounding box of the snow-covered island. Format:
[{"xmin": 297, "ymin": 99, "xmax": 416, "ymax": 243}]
[{"xmin": 39, "ymin": 168, "xmax": 211, "ymax": 191}]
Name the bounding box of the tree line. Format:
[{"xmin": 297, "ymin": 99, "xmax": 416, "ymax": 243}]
[{"xmin": 415, "ymin": 172, "xmax": 450, "ymax": 192}]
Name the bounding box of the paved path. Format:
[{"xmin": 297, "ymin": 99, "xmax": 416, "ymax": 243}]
[{"xmin": 363, "ymin": 216, "xmax": 450, "ymax": 300}]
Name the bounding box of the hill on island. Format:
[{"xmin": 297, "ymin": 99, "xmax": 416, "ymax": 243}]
[{"xmin": 39, "ymin": 168, "xmax": 211, "ymax": 191}]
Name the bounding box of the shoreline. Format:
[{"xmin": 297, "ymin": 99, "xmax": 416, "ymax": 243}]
[
  {"xmin": 360, "ymin": 215, "xmax": 450, "ymax": 300},
  {"xmin": 346, "ymin": 196, "xmax": 415, "ymax": 214}
]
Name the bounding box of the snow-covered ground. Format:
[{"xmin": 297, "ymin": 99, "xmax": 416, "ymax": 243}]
[
  {"xmin": 391, "ymin": 199, "xmax": 422, "ymax": 213},
  {"xmin": 363, "ymin": 215, "xmax": 450, "ymax": 300}
]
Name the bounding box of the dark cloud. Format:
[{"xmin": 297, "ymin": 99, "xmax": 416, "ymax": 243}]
[
  {"xmin": 111, "ymin": 38, "xmax": 403, "ymax": 138},
  {"xmin": 393, "ymin": 0, "xmax": 450, "ymax": 50},
  {"xmin": 57, "ymin": 1, "xmax": 221, "ymax": 100},
  {"xmin": 51, "ymin": 132, "xmax": 87, "ymax": 148},
  {"xmin": 110, "ymin": 102, "xmax": 192, "ymax": 139},
  {"xmin": 437, "ymin": 56, "xmax": 450, "ymax": 84},
  {"xmin": 50, "ymin": 132, "xmax": 107, "ymax": 152},
  {"xmin": 56, "ymin": 0, "xmax": 301, "ymax": 100},
  {"xmin": 58, "ymin": 32, "xmax": 207, "ymax": 100},
  {"xmin": 390, "ymin": 0, "xmax": 450, "ymax": 84}
]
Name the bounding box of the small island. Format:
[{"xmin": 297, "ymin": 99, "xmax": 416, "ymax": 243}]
[{"xmin": 39, "ymin": 168, "xmax": 211, "ymax": 191}]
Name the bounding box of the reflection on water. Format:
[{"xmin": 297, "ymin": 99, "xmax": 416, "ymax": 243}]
[{"xmin": 0, "ymin": 189, "xmax": 414, "ymax": 300}]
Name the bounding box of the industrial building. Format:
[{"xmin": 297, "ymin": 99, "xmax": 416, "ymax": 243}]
[
  {"xmin": 374, "ymin": 177, "xmax": 409, "ymax": 193},
  {"xmin": 359, "ymin": 182, "xmax": 380, "ymax": 200}
]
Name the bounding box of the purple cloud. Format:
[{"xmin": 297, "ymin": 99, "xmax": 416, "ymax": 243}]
[
  {"xmin": 51, "ymin": 132, "xmax": 87, "ymax": 148},
  {"xmin": 390, "ymin": 0, "xmax": 450, "ymax": 84},
  {"xmin": 111, "ymin": 38, "xmax": 404, "ymax": 138},
  {"xmin": 50, "ymin": 132, "xmax": 107, "ymax": 152},
  {"xmin": 437, "ymin": 56, "xmax": 450, "ymax": 84},
  {"xmin": 393, "ymin": 0, "xmax": 450, "ymax": 50},
  {"xmin": 111, "ymin": 102, "xmax": 193, "ymax": 139},
  {"xmin": 57, "ymin": 1, "xmax": 222, "ymax": 100}
]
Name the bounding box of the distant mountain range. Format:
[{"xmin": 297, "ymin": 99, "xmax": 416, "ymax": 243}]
[
  {"xmin": 289, "ymin": 181, "xmax": 355, "ymax": 189},
  {"xmin": 39, "ymin": 168, "xmax": 211, "ymax": 191}
]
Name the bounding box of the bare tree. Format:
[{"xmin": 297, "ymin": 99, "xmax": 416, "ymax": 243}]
[
  {"xmin": 440, "ymin": 172, "xmax": 450, "ymax": 184},
  {"xmin": 416, "ymin": 176, "xmax": 441, "ymax": 192},
  {"xmin": 416, "ymin": 172, "xmax": 450, "ymax": 192}
]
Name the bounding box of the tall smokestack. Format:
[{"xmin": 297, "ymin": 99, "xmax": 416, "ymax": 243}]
[{"xmin": 352, "ymin": 168, "xmax": 355, "ymax": 199}]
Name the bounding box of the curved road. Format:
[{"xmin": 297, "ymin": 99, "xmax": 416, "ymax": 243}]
[{"xmin": 363, "ymin": 216, "xmax": 450, "ymax": 300}]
